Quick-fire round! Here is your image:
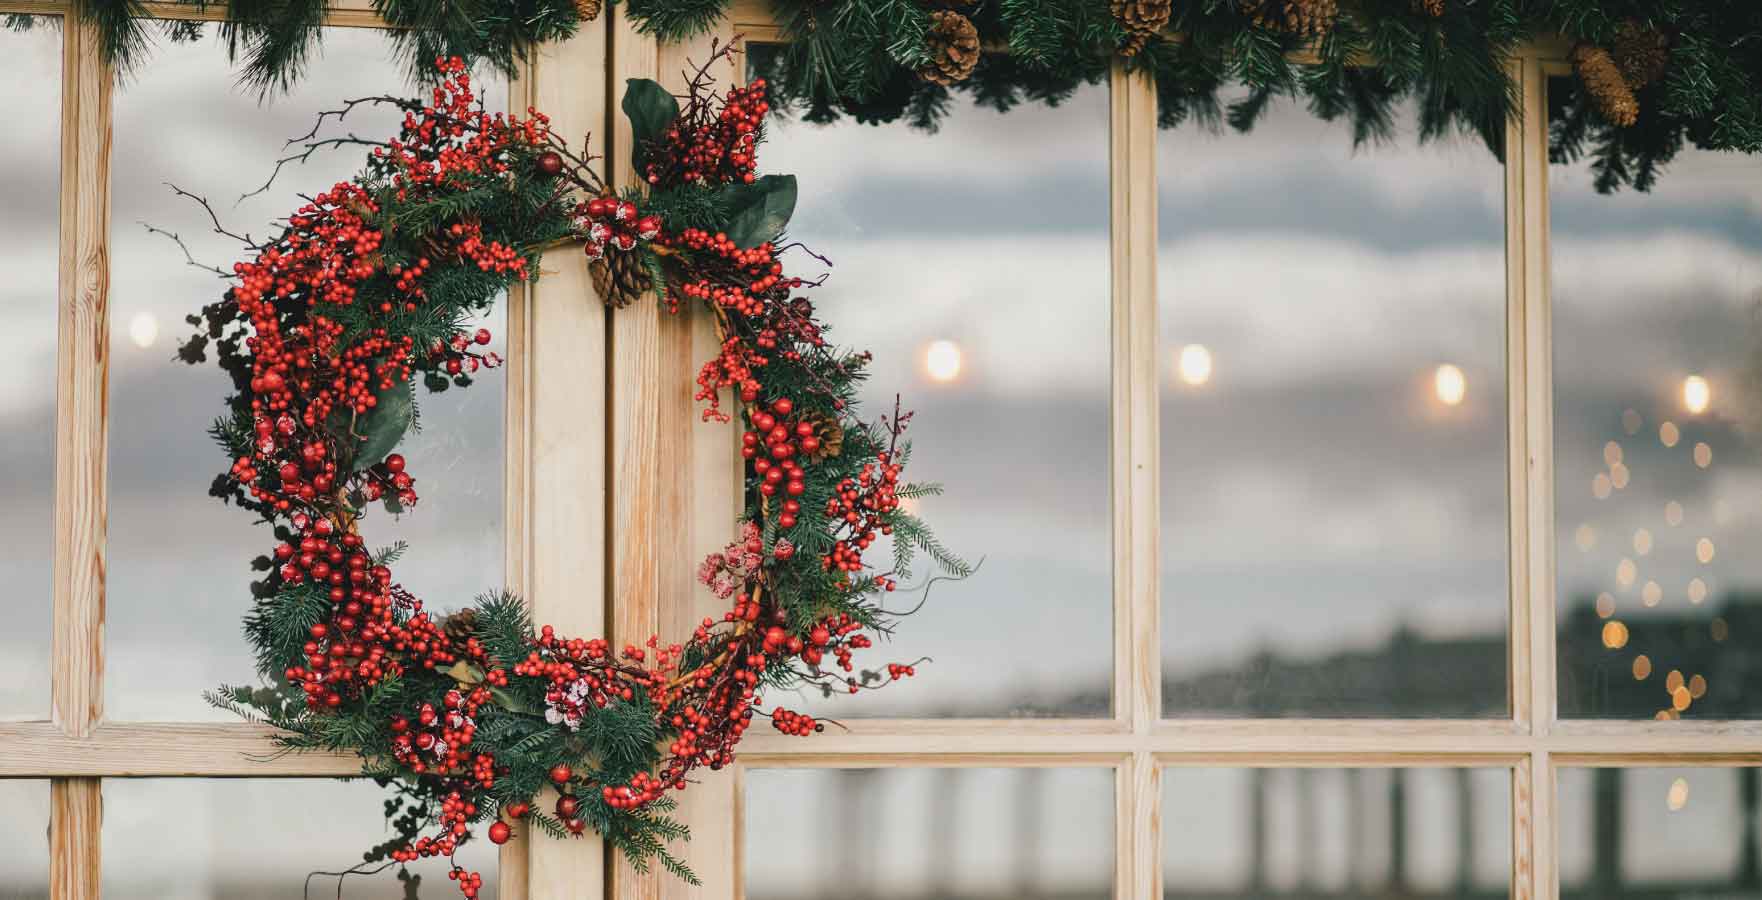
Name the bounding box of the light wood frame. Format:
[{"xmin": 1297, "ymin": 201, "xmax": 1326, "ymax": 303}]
[{"xmin": 2, "ymin": 4, "xmax": 1758, "ymax": 900}]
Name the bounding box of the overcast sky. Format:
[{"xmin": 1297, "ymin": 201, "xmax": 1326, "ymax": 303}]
[{"xmin": 4, "ymin": 22, "xmax": 1762, "ymax": 900}]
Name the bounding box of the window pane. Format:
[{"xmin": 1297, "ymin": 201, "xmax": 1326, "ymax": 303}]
[
  {"xmin": 103, "ymin": 778, "xmax": 497, "ymax": 898},
  {"xmin": 746, "ymin": 767, "xmax": 1113, "ymax": 899},
  {"xmin": 0, "ymin": 17, "xmax": 61, "ymax": 721},
  {"xmin": 0, "ymin": 779, "xmax": 50, "ymax": 898},
  {"xmin": 1559, "ymin": 767, "xmax": 1761, "ymax": 897},
  {"xmin": 1159, "ymin": 94, "xmax": 1509, "ymax": 717},
  {"xmin": 106, "ymin": 30, "xmax": 506, "ymax": 719},
  {"xmin": 1164, "ymin": 767, "xmax": 1511, "ymax": 898},
  {"xmin": 1550, "ymin": 77, "xmax": 1762, "ymax": 719},
  {"xmin": 757, "ymin": 79, "xmax": 1113, "ymax": 717}
]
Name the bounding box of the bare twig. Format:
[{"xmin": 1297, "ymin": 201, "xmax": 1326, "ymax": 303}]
[
  {"xmin": 138, "ymin": 221, "xmax": 232, "ymax": 277},
  {"xmin": 166, "ymin": 183, "xmax": 260, "ymax": 248},
  {"xmin": 238, "ymin": 134, "xmax": 391, "ymax": 204}
]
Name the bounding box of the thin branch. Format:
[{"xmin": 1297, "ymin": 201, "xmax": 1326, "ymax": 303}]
[
  {"xmin": 166, "ymin": 183, "xmax": 260, "ymax": 248},
  {"xmin": 238, "ymin": 135, "xmax": 391, "ymax": 204},
  {"xmin": 138, "ymin": 221, "xmax": 232, "ymax": 277}
]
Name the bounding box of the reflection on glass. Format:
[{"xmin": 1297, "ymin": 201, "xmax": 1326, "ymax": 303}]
[
  {"xmin": 1158, "ymin": 93, "xmax": 1509, "ymax": 717},
  {"xmin": 0, "ymin": 779, "xmax": 49, "ymax": 898},
  {"xmin": 1559, "ymin": 767, "xmax": 1762, "ymax": 898},
  {"xmin": 1164, "ymin": 767, "xmax": 1510, "ymax": 899},
  {"xmin": 0, "ymin": 18, "xmax": 60, "ymax": 721},
  {"xmin": 1550, "ymin": 76, "xmax": 1762, "ymax": 718},
  {"xmin": 102, "ymin": 779, "xmax": 497, "ymax": 899},
  {"xmin": 758, "ymin": 80, "xmax": 1113, "ymax": 717},
  {"xmin": 746, "ymin": 767, "xmax": 1113, "ymax": 900},
  {"xmin": 105, "ymin": 29, "xmax": 506, "ymax": 719}
]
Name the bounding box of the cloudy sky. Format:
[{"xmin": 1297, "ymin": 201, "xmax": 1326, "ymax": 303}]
[{"xmin": 5, "ymin": 21, "xmax": 1762, "ymax": 900}]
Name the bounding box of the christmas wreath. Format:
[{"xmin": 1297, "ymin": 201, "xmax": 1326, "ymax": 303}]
[{"xmin": 178, "ymin": 41, "xmax": 965, "ymax": 895}]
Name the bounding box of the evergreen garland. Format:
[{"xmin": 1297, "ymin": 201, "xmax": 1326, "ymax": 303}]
[
  {"xmin": 37, "ymin": 0, "xmax": 1762, "ymax": 189},
  {"xmin": 175, "ymin": 45, "xmax": 964, "ymax": 896}
]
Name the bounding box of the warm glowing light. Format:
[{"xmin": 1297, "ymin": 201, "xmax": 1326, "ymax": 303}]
[
  {"xmin": 1575, "ymin": 525, "xmax": 1597, "ymax": 552},
  {"xmin": 1592, "ymin": 473, "xmax": 1613, "ymax": 500},
  {"xmin": 128, "ymin": 311, "xmax": 159, "ymax": 349},
  {"xmin": 1595, "ymin": 592, "xmax": 1616, "ymax": 618},
  {"xmin": 1602, "ymin": 620, "xmax": 1630, "ymax": 649},
  {"xmin": 1694, "ymin": 442, "xmax": 1712, "ymax": 468},
  {"xmin": 1689, "ymin": 674, "xmax": 1708, "ymax": 699},
  {"xmin": 1655, "ymin": 710, "xmax": 1676, "ymax": 721},
  {"xmin": 924, "ymin": 340, "xmax": 962, "ymax": 382},
  {"xmin": 1610, "ymin": 463, "xmax": 1631, "ymax": 489},
  {"xmin": 1616, "ymin": 558, "xmax": 1637, "ymax": 587},
  {"xmin": 1712, "ymin": 618, "xmax": 1730, "ymax": 642},
  {"xmin": 1660, "ymin": 421, "xmax": 1681, "ymax": 448},
  {"xmin": 1622, "ymin": 408, "xmax": 1643, "ymax": 435},
  {"xmin": 1688, "ymin": 578, "xmax": 1708, "ymax": 605},
  {"xmin": 1604, "ymin": 441, "xmax": 1624, "ymax": 467},
  {"xmin": 1176, "ymin": 344, "xmax": 1212, "ymax": 386},
  {"xmin": 1696, "ymin": 538, "xmax": 1716, "ymax": 564},
  {"xmin": 1642, "ymin": 581, "xmax": 1662, "ymax": 607},
  {"xmin": 1633, "ymin": 529, "xmax": 1653, "ymax": 556},
  {"xmin": 1633, "ymin": 655, "xmax": 1652, "ymax": 680},
  {"xmin": 1433, "ymin": 363, "xmax": 1466, "ymax": 406},
  {"xmin": 1672, "ymin": 686, "xmax": 1692, "ymax": 711},
  {"xmin": 1667, "ymin": 777, "xmax": 1690, "ymax": 811},
  {"xmin": 1665, "ymin": 501, "xmax": 1684, "ymax": 527},
  {"xmin": 1683, "ymin": 375, "xmax": 1711, "ymax": 414},
  {"xmin": 1666, "ymin": 670, "xmax": 1685, "ymax": 693}
]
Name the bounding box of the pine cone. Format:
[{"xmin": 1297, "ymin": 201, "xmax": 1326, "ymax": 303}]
[
  {"xmin": 1613, "ymin": 19, "xmax": 1669, "ymax": 89},
  {"xmin": 1413, "ymin": 0, "xmax": 1443, "ymax": 17},
  {"xmin": 590, "ymin": 250, "xmax": 652, "ymax": 308},
  {"xmin": 442, "ymin": 608, "xmax": 478, "ymax": 647},
  {"xmin": 918, "ymin": 10, "xmax": 980, "ymax": 86},
  {"xmin": 575, "ymin": 0, "xmax": 603, "ymax": 22},
  {"xmin": 1112, "ymin": 0, "xmax": 1172, "ymax": 56},
  {"xmin": 804, "ymin": 412, "xmax": 844, "ymax": 464},
  {"xmin": 1573, "ymin": 43, "xmax": 1639, "ymax": 128},
  {"xmin": 1240, "ymin": 0, "xmax": 1338, "ymax": 38}
]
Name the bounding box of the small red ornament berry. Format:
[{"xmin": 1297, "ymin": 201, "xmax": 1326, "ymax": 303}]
[
  {"xmin": 385, "ymin": 453, "xmax": 406, "ymax": 474},
  {"xmin": 549, "ymin": 763, "xmax": 572, "ymax": 784},
  {"xmin": 556, "ymin": 795, "xmax": 580, "ymax": 818},
  {"xmin": 488, "ymin": 821, "xmax": 512, "ymax": 844},
  {"xmin": 506, "ymin": 802, "xmax": 530, "ymax": 818},
  {"xmin": 537, "ymin": 151, "xmax": 564, "ymax": 176}
]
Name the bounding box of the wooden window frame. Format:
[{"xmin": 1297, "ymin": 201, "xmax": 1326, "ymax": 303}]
[{"xmin": 2, "ymin": 4, "xmax": 1758, "ymax": 899}]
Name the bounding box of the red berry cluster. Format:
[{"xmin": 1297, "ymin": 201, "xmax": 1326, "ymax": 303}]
[
  {"xmin": 823, "ymin": 453, "xmax": 905, "ymax": 586},
  {"xmin": 641, "ymin": 78, "xmax": 769, "ymax": 187},
  {"xmin": 577, "ymin": 195, "xmax": 662, "ymax": 260}
]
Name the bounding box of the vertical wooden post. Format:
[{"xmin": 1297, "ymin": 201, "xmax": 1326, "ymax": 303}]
[
  {"xmin": 1111, "ymin": 58, "xmax": 1160, "ymax": 900},
  {"xmin": 50, "ymin": 17, "xmax": 111, "ymax": 900},
  {"xmin": 521, "ymin": 14, "xmax": 612, "ymax": 900}
]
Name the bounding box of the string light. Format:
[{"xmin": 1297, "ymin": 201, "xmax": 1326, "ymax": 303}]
[
  {"xmin": 1434, "ymin": 363, "xmax": 1466, "ymax": 406},
  {"xmin": 1177, "ymin": 344, "xmax": 1212, "ymax": 386},
  {"xmin": 1683, "ymin": 375, "xmax": 1711, "ymax": 414},
  {"xmin": 924, "ymin": 340, "xmax": 962, "ymax": 383},
  {"xmin": 128, "ymin": 311, "xmax": 159, "ymax": 349}
]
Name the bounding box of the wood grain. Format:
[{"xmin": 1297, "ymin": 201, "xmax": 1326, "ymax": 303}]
[
  {"xmin": 525, "ymin": 14, "xmax": 611, "ymax": 900},
  {"xmin": 49, "ymin": 779, "xmax": 100, "ymax": 900}
]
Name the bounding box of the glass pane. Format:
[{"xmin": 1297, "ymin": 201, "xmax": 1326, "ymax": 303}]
[
  {"xmin": 1158, "ymin": 93, "xmax": 1509, "ymax": 717},
  {"xmin": 106, "ymin": 29, "xmax": 507, "ymax": 719},
  {"xmin": 103, "ymin": 778, "xmax": 497, "ymax": 898},
  {"xmin": 1559, "ymin": 767, "xmax": 1762, "ymax": 898},
  {"xmin": 0, "ymin": 779, "xmax": 50, "ymax": 899},
  {"xmin": 746, "ymin": 767, "xmax": 1113, "ymax": 899},
  {"xmin": 1164, "ymin": 767, "xmax": 1511, "ymax": 898},
  {"xmin": 0, "ymin": 17, "xmax": 61, "ymax": 721},
  {"xmin": 757, "ymin": 80, "xmax": 1113, "ymax": 717},
  {"xmin": 1550, "ymin": 77, "xmax": 1762, "ymax": 719}
]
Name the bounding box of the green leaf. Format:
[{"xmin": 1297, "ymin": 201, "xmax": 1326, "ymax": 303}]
[
  {"xmin": 622, "ymin": 78, "xmax": 681, "ymax": 171},
  {"xmin": 351, "ymin": 374, "xmax": 415, "ymax": 469},
  {"xmin": 719, "ymin": 174, "xmax": 797, "ymax": 248}
]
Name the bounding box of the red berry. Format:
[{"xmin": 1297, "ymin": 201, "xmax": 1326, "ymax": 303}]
[
  {"xmin": 537, "ymin": 151, "xmax": 564, "ymax": 176},
  {"xmin": 488, "ymin": 821, "xmax": 512, "ymax": 844},
  {"xmin": 385, "ymin": 453, "xmax": 406, "ymax": 474},
  {"xmin": 549, "ymin": 763, "xmax": 572, "ymax": 784}
]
